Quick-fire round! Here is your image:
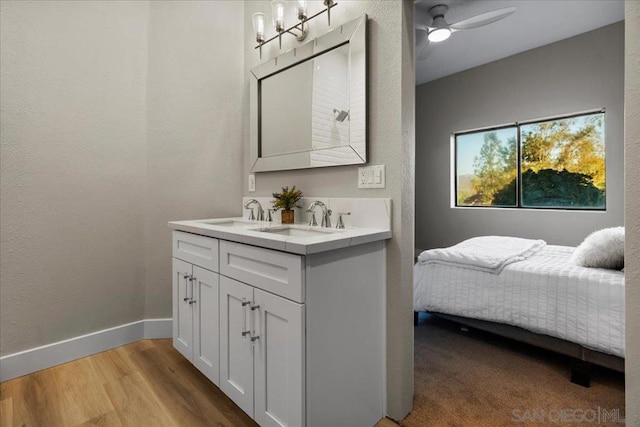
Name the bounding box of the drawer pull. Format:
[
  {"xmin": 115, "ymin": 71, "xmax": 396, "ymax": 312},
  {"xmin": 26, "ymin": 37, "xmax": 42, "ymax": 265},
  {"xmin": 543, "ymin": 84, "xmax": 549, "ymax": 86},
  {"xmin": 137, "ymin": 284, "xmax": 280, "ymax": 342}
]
[
  {"xmin": 190, "ymin": 276, "xmax": 196, "ymax": 302},
  {"xmin": 250, "ymin": 303, "xmax": 260, "ymax": 346},
  {"xmin": 241, "ymin": 299, "xmax": 251, "ymax": 338},
  {"xmin": 183, "ymin": 275, "xmax": 190, "ymax": 302}
]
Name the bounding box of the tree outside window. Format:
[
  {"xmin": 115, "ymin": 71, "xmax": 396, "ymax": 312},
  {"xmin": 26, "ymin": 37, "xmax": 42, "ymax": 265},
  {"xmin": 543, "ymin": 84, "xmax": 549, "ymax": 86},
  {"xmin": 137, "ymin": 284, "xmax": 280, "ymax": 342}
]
[{"xmin": 455, "ymin": 111, "xmax": 605, "ymax": 209}]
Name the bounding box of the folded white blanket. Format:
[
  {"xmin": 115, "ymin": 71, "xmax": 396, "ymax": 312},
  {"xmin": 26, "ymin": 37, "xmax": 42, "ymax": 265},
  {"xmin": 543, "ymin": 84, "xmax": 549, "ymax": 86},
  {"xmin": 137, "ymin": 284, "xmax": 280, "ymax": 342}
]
[{"xmin": 417, "ymin": 236, "xmax": 547, "ymax": 274}]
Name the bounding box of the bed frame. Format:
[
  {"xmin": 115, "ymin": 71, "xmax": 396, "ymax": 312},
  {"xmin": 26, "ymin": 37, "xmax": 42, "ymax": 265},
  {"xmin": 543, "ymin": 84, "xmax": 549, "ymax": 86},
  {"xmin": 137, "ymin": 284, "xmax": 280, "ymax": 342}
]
[{"xmin": 414, "ymin": 311, "xmax": 625, "ymax": 387}]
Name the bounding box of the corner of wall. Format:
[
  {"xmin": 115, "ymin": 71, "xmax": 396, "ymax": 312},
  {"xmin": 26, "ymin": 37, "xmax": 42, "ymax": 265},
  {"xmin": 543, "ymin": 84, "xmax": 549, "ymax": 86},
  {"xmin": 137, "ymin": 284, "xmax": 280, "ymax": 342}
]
[{"xmin": 624, "ymin": 1, "xmax": 640, "ymax": 424}]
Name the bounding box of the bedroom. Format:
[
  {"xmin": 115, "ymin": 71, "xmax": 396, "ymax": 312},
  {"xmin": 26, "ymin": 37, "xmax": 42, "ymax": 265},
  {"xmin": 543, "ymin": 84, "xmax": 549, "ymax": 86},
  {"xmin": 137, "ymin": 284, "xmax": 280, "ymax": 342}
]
[{"xmin": 412, "ymin": 0, "xmax": 627, "ymax": 424}]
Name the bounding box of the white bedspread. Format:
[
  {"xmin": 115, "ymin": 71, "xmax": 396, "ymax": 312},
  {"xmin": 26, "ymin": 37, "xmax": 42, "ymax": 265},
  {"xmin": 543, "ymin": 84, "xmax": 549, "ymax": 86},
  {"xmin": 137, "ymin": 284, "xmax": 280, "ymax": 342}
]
[
  {"xmin": 414, "ymin": 245, "xmax": 625, "ymax": 357},
  {"xmin": 417, "ymin": 236, "xmax": 546, "ymax": 274}
]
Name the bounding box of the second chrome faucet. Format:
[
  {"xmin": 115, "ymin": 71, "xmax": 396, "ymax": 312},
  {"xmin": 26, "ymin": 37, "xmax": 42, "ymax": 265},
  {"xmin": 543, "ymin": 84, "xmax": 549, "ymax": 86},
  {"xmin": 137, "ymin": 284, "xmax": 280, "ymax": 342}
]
[
  {"xmin": 306, "ymin": 201, "xmax": 332, "ymax": 228},
  {"xmin": 244, "ymin": 199, "xmax": 264, "ymax": 221}
]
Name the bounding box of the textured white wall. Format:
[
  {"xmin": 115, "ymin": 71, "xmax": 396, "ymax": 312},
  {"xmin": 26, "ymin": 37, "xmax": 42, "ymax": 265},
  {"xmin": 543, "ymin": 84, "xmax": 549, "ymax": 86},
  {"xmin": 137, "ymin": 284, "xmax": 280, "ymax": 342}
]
[
  {"xmin": 144, "ymin": 1, "xmax": 244, "ymax": 319},
  {"xmin": 243, "ymin": 0, "xmax": 415, "ymax": 419},
  {"xmin": 0, "ymin": 1, "xmax": 149, "ymax": 356},
  {"xmin": 0, "ymin": 0, "xmax": 245, "ymax": 355},
  {"xmin": 624, "ymin": 1, "xmax": 640, "ymax": 424}
]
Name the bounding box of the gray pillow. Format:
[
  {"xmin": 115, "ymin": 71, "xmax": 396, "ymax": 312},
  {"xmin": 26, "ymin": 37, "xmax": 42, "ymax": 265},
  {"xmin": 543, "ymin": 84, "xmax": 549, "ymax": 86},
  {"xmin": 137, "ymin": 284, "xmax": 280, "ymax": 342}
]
[{"xmin": 570, "ymin": 226, "xmax": 624, "ymax": 270}]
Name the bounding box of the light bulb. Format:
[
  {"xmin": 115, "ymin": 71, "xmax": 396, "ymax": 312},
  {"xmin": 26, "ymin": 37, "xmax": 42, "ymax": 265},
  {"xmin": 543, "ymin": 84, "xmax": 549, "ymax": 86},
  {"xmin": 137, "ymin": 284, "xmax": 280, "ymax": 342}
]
[
  {"xmin": 271, "ymin": 0, "xmax": 286, "ymax": 33},
  {"xmin": 428, "ymin": 27, "xmax": 451, "ymax": 42},
  {"xmin": 252, "ymin": 12, "xmax": 266, "ymax": 43},
  {"xmin": 297, "ymin": 0, "xmax": 307, "ymax": 20}
]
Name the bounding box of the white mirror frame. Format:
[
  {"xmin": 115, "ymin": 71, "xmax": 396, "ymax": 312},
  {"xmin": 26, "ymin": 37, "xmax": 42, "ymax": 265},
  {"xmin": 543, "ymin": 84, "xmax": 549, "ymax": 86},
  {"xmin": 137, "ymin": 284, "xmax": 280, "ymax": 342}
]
[{"xmin": 250, "ymin": 14, "xmax": 367, "ymax": 172}]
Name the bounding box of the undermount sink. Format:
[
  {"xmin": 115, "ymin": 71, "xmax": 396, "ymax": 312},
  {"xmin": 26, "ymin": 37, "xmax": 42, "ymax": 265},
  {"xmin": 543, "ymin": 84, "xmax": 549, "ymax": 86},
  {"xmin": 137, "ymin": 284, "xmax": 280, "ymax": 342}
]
[
  {"xmin": 252, "ymin": 226, "xmax": 341, "ymax": 237},
  {"xmin": 197, "ymin": 220, "xmax": 251, "ymax": 227}
]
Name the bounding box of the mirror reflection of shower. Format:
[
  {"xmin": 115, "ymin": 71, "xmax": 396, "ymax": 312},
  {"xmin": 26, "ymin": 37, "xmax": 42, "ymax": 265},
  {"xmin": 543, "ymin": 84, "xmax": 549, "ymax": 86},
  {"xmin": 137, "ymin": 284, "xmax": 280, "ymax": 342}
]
[
  {"xmin": 311, "ymin": 45, "xmax": 350, "ymax": 150},
  {"xmin": 333, "ymin": 109, "xmax": 350, "ymax": 122}
]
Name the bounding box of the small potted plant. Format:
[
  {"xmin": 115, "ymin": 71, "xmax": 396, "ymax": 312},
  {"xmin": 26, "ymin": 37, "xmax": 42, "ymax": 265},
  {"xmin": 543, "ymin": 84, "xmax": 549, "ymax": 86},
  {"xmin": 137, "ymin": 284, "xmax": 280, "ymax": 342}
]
[{"xmin": 272, "ymin": 186, "xmax": 303, "ymax": 224}]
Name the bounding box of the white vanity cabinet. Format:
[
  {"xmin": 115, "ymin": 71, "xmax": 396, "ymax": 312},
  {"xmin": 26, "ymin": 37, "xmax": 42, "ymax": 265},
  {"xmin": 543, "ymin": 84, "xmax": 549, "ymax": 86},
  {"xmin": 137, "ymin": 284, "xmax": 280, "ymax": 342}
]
[
  {"xmin": 171, "ymin": 229, "xmax": 386, "ymax": 427},
  {"xmin": 219, "ymin": 239, "xmax": 305, "ymax": 425},
  {"xmin": 220, "ymin": 276, "xmax": 304, "ymax": 426},
  {"xmin": 172, "ymin": 232, "xmax": 220, "ymax": 386}
]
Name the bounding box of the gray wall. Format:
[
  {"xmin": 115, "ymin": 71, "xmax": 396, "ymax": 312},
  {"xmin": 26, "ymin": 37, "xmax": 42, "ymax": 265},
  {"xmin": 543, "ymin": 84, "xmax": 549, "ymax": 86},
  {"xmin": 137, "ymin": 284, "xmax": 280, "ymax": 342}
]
[
  {"xmin": 0, "ymin": 1, "xmax": 149, "ymax": 355},
  {"xmin": 624, "ymin": 1, "xmax": 640, "ymax": 423},
  {"xmin": 415, "ymin": 22, "xmax": 624, "ymax": 250},
  {"xmin": 144, "ymin": 1, "xmax": 244, "ymax": 319},
  {"xmin": 0, "ymin": 1, "xmax": 245, "ymax": 354},
  {"xmin": 243, "ymin": 1, "xmax": 415, "ymax": 419}
]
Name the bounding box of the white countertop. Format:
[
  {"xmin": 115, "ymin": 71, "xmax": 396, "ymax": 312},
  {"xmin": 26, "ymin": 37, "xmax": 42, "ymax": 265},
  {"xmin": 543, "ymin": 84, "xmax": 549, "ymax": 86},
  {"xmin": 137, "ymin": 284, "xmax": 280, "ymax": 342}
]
[{"xmin": 168, "ymin": 217, "xmax": 391, "ymax": 255}]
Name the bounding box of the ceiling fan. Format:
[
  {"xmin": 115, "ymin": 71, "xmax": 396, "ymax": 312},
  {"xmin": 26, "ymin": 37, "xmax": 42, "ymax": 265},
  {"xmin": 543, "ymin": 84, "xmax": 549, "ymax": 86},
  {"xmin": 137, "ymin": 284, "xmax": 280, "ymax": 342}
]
[{"xmin": 416, "ymin": 4, "xmax": 516, "ymax": 60}]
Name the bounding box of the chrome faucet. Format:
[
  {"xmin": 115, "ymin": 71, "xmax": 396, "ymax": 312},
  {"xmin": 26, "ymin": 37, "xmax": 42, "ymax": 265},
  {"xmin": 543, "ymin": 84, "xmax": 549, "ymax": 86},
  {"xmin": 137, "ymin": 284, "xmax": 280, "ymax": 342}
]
[
  {"xmin": 244, "ymin": 199, "xmax": 264, "ymax": 221},
  {"xmin": 306, "ymin": 201, "xmax": 332, "ymax": 228}
]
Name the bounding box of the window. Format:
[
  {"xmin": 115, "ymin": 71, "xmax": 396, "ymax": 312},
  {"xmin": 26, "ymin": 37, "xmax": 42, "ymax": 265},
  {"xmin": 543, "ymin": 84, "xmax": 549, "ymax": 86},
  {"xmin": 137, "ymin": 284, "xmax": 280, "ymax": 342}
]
[{"xmin": 455, "ymin": 111, "xmax": 605, "ymax": 210}]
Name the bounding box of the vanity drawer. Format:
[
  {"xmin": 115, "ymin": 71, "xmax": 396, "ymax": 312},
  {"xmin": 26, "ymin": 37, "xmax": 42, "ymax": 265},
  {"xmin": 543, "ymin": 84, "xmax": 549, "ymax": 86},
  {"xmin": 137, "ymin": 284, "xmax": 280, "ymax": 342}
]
[
  {"xmin": 173, "ymin": 231, "xmax": 219, "ymax": 272},
  {"xmin": 219, "ymin": 241, "xmax": 304, "ymax": 303}
]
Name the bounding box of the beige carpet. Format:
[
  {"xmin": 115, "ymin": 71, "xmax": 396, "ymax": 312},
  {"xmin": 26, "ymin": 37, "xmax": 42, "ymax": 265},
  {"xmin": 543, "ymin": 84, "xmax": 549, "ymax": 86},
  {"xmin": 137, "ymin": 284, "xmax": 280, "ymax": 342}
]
[{"xmin": 402, "ymin": 314, "xmax": 625, "ymax": 427}]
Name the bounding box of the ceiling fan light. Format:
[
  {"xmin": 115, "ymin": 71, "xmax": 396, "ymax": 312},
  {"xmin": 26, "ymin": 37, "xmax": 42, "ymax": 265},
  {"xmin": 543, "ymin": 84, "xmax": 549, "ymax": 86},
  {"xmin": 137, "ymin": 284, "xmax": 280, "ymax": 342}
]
[{"xmin": 428, "ymin": 27, "xmax": 451, "ymax": 42}]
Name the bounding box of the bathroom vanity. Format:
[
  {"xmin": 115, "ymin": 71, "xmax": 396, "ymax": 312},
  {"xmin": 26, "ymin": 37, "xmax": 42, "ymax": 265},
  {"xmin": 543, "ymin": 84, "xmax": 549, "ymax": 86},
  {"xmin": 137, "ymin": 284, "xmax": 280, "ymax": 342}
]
[{"xmin": 168, "ymin": 198, "xmax": 391, "ymax": 427}]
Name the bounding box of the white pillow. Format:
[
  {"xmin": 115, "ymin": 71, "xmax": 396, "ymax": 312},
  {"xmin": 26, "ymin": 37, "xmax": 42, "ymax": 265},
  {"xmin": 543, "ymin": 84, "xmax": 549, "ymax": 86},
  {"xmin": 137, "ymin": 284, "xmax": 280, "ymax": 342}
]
[{"xmin": 571, "ymin": 227, "xmax": 625, "ymax": 270}]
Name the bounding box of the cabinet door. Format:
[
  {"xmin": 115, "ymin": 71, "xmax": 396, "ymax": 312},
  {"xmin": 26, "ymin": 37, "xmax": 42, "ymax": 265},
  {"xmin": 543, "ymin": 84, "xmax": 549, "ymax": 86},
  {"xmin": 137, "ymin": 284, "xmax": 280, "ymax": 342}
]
[
  {"xmin": 192, "ymin": 266, "xmax": 220, "ymax": 386},
  {"xmin": 254, "ymin": 288, "xmax": 305, "ymax": 427},
  {"xmin": 173, "ymin": 258, "xmax": 193, "ymax": 361},
  {"xmin": 220, "ymin": 276, "xmax": 254, "ymax": 418}
]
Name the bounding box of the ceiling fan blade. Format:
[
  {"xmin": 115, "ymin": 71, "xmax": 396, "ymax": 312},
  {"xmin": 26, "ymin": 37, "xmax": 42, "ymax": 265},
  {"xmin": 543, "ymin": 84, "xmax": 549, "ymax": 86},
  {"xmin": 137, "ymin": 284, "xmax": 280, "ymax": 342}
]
[
  {"xmin": 449, "ymin": 6, "xmax": 516, "ymax": 31},
  {"xmin": 416, "ymin": 28, "xmax": 431, "ymax": 60}
]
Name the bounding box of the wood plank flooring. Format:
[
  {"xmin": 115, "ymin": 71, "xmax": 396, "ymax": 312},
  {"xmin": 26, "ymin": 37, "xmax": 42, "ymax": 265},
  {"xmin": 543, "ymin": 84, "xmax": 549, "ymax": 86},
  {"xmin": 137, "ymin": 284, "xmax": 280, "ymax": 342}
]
[
  {"xmin": 0, "ymin": 339, "xmax": 399, "ymax": 427},
  {"xmin": 0, "ymin": 339, "xmax": 257, "ymax": 427}
]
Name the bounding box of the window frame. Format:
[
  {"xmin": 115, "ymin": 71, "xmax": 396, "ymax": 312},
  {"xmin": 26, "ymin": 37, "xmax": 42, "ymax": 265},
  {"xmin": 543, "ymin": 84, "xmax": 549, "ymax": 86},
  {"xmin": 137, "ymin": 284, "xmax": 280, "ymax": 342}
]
[{"xmin": 453, "ymin": 109, "xmax": 606, "ymax": 211}]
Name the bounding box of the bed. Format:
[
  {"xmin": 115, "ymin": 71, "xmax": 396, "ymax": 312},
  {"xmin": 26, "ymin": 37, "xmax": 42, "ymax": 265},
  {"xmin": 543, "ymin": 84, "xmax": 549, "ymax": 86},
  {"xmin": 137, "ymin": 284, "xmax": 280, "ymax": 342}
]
[{"xmin": 413, "ymin": 236, "xmax": 625, "ymax": 386}]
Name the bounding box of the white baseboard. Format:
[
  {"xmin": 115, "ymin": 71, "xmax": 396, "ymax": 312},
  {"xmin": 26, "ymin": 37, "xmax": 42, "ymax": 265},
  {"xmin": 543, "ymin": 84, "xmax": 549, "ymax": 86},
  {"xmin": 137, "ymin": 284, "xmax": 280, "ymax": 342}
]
[{"xmin": 0, "ymin": 318, "xmax": 172, "ymax": 382}]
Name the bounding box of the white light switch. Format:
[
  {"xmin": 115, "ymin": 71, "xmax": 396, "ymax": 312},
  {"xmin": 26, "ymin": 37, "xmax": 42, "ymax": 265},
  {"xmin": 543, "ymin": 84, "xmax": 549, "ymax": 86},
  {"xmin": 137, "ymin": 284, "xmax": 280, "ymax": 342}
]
[
  {"xmin": 248, "ymin": 174, "xmax": 256, "ymax": 192},
  {"xmin": 374, "ymin": 168, "xmax": 382, "ymax": 184}
]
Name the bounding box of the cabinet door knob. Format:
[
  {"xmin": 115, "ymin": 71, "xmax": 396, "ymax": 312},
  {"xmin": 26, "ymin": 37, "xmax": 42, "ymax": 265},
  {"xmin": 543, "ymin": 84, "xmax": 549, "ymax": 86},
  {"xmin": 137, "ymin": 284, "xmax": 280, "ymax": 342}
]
[{"xmin": 189, "ymin": 300, "xmax": 197, "ymax": 305}]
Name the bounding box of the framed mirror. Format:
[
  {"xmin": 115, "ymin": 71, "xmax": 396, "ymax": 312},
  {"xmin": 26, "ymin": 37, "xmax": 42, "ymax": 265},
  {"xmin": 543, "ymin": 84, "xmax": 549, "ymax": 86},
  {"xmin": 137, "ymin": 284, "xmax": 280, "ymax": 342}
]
[{"xmin": 250, "ymin": 15, "xmax": 367, "ymax": 172}]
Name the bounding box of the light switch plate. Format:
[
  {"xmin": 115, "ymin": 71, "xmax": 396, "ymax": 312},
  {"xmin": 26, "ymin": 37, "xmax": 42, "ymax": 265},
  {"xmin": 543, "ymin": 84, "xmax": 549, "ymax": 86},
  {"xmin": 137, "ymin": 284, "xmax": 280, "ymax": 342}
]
[
  {"xmin": 248, "ymin": 174, "xmax": 256, "ymax": 192},
  {"xmin": 358, "ymin": 165, "xmax": 385, "ymax": 189}
]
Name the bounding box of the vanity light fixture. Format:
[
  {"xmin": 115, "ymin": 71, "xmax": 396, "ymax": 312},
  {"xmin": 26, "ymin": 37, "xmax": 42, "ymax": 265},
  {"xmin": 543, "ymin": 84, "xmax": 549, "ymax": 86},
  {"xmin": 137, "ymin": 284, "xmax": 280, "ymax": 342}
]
[
  {"xmin": 272, "ymin": 0, "xmax": 286, "ymax": 34},
  {"xmin": 324, "ymin": 0, "xmax": 335, "ymax": 26},
  {"xmin": 252, "ymin": 12, "xmax": 266, "ymax": 44},
  {"xmin": 253, "ymin": 0, "xmax": 339, "ymax": 58}
]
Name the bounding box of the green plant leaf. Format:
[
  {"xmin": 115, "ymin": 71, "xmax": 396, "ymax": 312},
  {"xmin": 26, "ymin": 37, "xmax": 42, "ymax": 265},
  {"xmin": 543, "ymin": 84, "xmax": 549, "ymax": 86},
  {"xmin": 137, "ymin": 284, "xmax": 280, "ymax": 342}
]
[{"xmin": 271, "ymin": 186, "xmax": 303, "ymax": 210}]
